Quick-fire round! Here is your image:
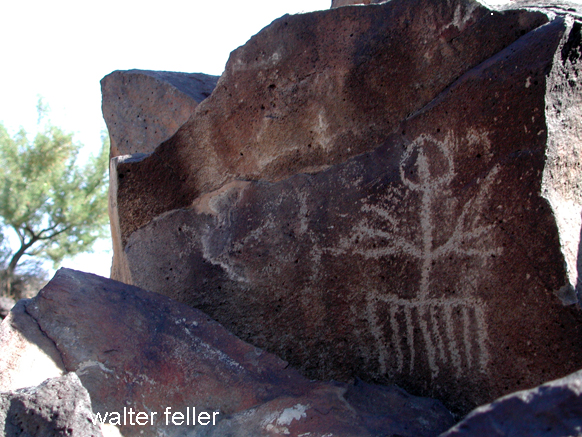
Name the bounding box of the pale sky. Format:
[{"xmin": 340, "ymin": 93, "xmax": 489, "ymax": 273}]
[{"xmin": 0, "ymin": 0, "xmax": 329, "ymax": 278}]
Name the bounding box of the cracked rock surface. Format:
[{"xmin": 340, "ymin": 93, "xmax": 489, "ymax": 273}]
[
  {"xmin": 105, "ymin": 0, "xmax": 582, "ymax": 415},
  {"xmin": 0, "ymin": 269, "xmax": 455, "ymax": 437},
  {"xmin": 0, "ymin": 373, "xmax": 103, "ymax": 437}
]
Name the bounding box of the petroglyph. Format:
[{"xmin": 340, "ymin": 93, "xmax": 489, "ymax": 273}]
[{"xmin": 329, "ymin": 133, "xmax": 501, "ymax": 379}]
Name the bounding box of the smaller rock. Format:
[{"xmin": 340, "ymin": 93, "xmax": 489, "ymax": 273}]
[
  {"xmin": 440, "ymin": 369, "xmax": 582, "ymax": 436},
  {"xmin": 0, "ymin": 296, "xmax": 15, "ymax": 319},
  {"xmin": 0, "ymin": 299, "xmax": 65, "ymax": 393},
  {"xmin": 101, "ymin": 69, "xmax": 219, "ymax": 157},
  {"xmin": 0, "ymin": 372, "xmax": 103, "ymax": 437}
]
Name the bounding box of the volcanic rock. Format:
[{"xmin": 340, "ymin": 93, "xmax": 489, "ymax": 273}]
[
  {"xmin": 0, "ymin": 372, "xmax": 104, "ymax": 437},
  {"xmin": 0, "ymin": 299, "xmax": 65, "ymax": 393},
  {"xmin": 0, "ymin": 269, "xmax": 455, "ymax": 437},
  {"xmin": 440, "ymin": 368, "xmax": 582, "ymax": 436},
  {"xmin": 101, "ymin": 70, "xmax": 219, "ymax": 158},
  {"xmin": 110, "ymin": 0, "xmax": 549, "ymax": 251},
  {"xmin": 105, "ymin": 0, "xmax": 582, "ymax": 415}
]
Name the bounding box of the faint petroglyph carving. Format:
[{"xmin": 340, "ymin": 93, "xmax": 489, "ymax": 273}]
[{"xmin": 328, "ymin": 133, "xmax": 501, "ymax": 378}]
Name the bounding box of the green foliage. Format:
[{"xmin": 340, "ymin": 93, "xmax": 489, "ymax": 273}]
[{"xmin": 0, "ymin": 108, "xmax": 109, "ymax": 297}]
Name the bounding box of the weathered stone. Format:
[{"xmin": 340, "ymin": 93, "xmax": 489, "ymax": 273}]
[
  {"xmin": 0, "ymin": 296, "xmax": 15, "ymax": 319},
  {"xmin": 440, "ymin": 368, "xmax": 582, "ymax": 436},
  {"xmin": 0, "ymin": 269, "xmax": 454, "ymax": 436},
  {"xmin": 101, "ymin": 69, "xmax": 219, "ymax": 158},
  {"xmin": 210, "ymin": 380, "xmax": 454, "ymax": 437},
  {"xmin": 109, "ymin": 0, "xmax": 548, "ymax": 252},
  {"xmin": 102, "ymin": 70, "xmax": 219, "ymax": 281},
  {"xmin": 0, "ymin": 372, "xmax": 103, "ymax": 437},
  {"xmin": 0, "ymin": 299, "xmax": 65, "ymax": 393},
  {"xmin": 110, "ymin": 0, "xmax": 582, "ymax": 415}
]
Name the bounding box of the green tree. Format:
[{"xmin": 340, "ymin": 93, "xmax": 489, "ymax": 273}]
[{"xmin": 0, "ymin": 112, "xmax": 109, "ymax": 298}]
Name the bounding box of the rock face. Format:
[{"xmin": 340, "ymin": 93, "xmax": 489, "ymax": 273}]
[
  {"xmin": 0, "ymin": 373, "xmax": 104, "ymax": 437},
  {"xmin": 0, "ymin": 269, "xmax": 455, "ymax": 437},
  {"xmin": 440, "ymin": 368, "xmax": 582, "ymax": 436},
  {"xmin": 102, "ymin": 70, "xmax": 219, "ymax": 279},
  {"xmin": 111, "ymin": 0, "xmax": 550, "ymax": 252},
  {"xmin": 105, "ymin": 0, "xmax": 582, "ymax": 414}
]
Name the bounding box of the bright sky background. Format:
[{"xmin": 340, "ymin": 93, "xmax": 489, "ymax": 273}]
[{"xmin": 0, "ymin": 0, "xmax": 330, "ymax": 278}]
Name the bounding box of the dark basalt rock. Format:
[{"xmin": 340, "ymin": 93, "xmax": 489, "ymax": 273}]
[
  {"xmin": 440, "ymin": 369, "xmax": 582, "ymax": 436},
  {"xmin": 110, "ymin": 0, "xmax": 548, "ymax": 250},
  {"xmin": 0, "ymin": 373, "xmax": 103, "ymax": 437},
  {"xmin": 101, "ymin": 69, "xmax": 219, "ymax": 158},
  {"xmin": 104, "ymin": 0, "xmax": 582, "ymax": 416},
  {"xmin": 0, "ymin": 269, "xmax": 455, "ymax": 436}
]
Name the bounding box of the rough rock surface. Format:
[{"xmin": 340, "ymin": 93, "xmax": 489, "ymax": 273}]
[
  {"xmin": 105, "ymin": 0, "xmax": 582, "ymax": 415},
  {"xmin": 110, "ymin": 0, "xmax": 549, "ymax": 251},
  {"xmin": 102, "ymin": 70, "xmax": 219, "ymax": 280},
  {"xmin": 440, "ymin": 368, "xmax": 582, "ymax": 436},
  {"xmin": 0, "ymin": 269, "xmax": 455, "ymax": 437},
  {"xmin": 0, "ymin": 372, "xmax": 103, "ymax": 437},
  {"xmin": 101, "ymin": 70, "xmax": 219, "ymax": 158},
  {"xmin": 0, "ymin": 299, "xmax": 65, "ymax": 393},
  {"xmin": 211, "ymin": 380, "xmax": 455, "ymax": 437}
]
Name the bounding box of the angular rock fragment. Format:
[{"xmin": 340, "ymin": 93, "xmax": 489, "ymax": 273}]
[
  {"xmin": 107, "ymin": 0, "xmax": 582, "ymax": 415},
  {"xmin": 102, "ymin": 69, "xmax": 218, "ymax": 281},
  {"xmin": 440, "ymin": 368, "xmax": 582, "ymax": 437},
  {"xmin": 0, "ymin": 269, "xmax": 454, "ymax": 437},
  {"xmin": 0, "ymin": 299, "xmax": 65, "ymax": 393},
  {"xmin": 101, "ymin": 69, "xmax": 219, "ymax": 157},
  {"xmin": 0, "ymin": 373, "xmax": 103, "ymax": 437}
]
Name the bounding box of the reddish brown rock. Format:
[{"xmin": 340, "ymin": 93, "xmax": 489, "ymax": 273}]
[
  {"xmin": 212, "ymin": 380, "xmax": 454, "ymax": 436},
  {"xmin": 0, "ymin": 269, "xmax": 454, "ymax": 436},
  {"xmin": 102, "ymin": 70, "xmax": 217, "ymax": 280},
  {"xmin": 101, "ymin": 69, "xmax": 219, "ymax": 158},
  {"xmin": 109, "ymin": 0, "xmax": 548, "ymax": 250},
  {"xmin": 109, "ymin": 0, "xmax": 582, "ymax": 415}
]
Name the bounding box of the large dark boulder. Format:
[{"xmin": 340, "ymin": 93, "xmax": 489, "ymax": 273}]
[
  {"xmin": 440, "ymin": 368, "xmax": 582, "ymax": 436},
  {"xmin": 105, "ymin": 0, "xmax": 582, "ymax": 415},
  {"xmin": 110, "ymin": 0, "xmax": 549, "ymax": 251},
  {"xmin": 0, "ymin": 269, "xmax": 454, "ymax": 436}
]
